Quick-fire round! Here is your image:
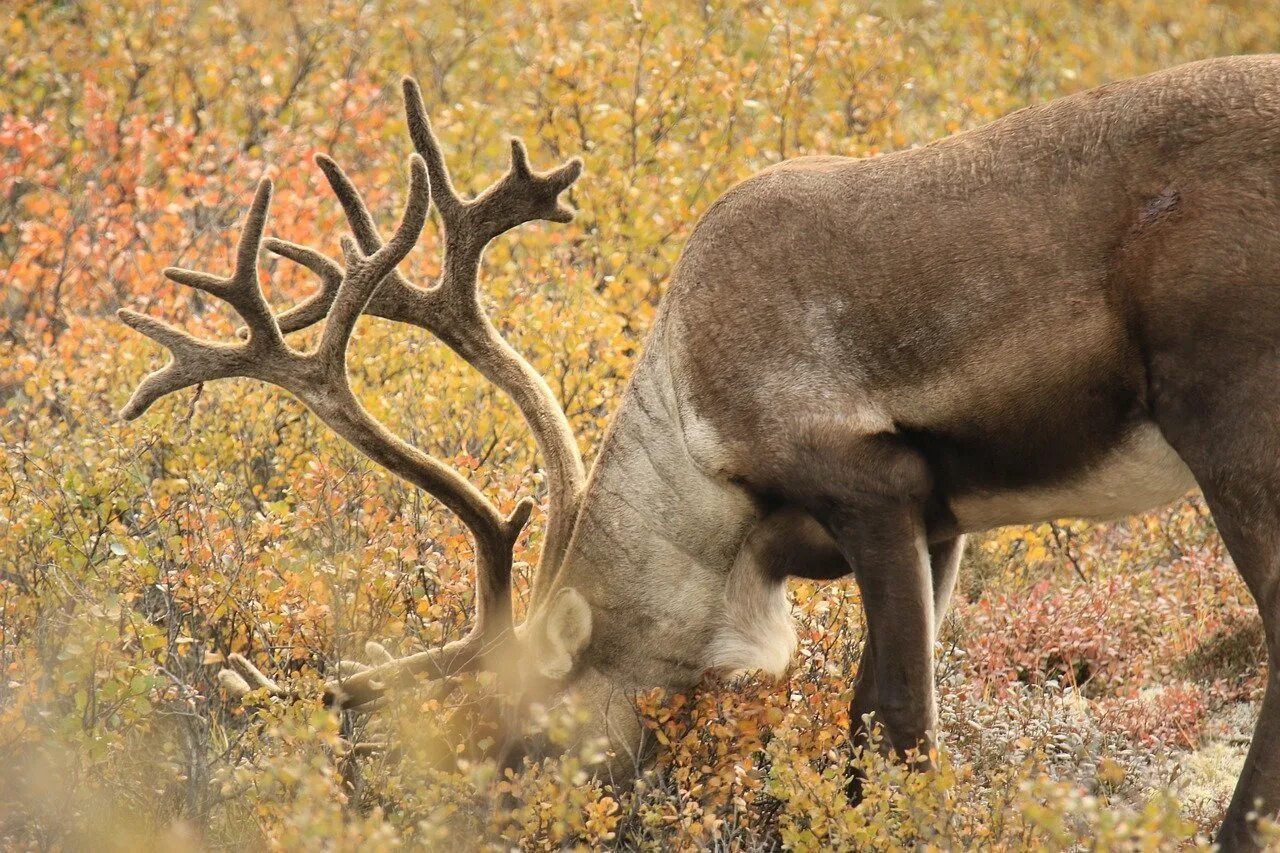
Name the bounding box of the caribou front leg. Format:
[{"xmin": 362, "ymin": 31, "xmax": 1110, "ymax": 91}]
[
  {"xmin": 747, "ymin": 505, "xmax": 963, "ymax": 783},
  {"xmin": 848, "ymin": 535, "xmax": 963, "ymax": 794},
  {"xmin": 762, "ymin": 429, "xmax": 940, "ymax": 774},
  {"xmin": 819, "ymin": 500, "xmax": 938, "ymax": 768}
]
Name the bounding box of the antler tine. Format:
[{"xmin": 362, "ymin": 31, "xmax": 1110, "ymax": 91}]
[
  {"xmin": 315, "ymin": 153, "xmax": 396, "ymax": 256},
  {"xmin": 316, "ymin": 154, "xmax": 429, "ymax": 365},
  {"xmin": 220, "ymin": 652, "xmax": 285, "ymax": 698},
  {"xmin": 270, "ymin": 155, "xmax": 433, "ymax": 337},
  {"xmin": 116, "ymin": 313, "xmax": 242, "ymax": 421},
  {"xmin": 165, "ymin": 179, "xmax": 283, "ymax": 341},
  {"xmin": 325, "ymin": 497, "xmax": 534, "ymax": 709},
  {"xmin": 258, "ymin": 237, "xmax": 344, "ymax": 336},
  {"xmin": 401, "ymin": 78, "xmax": 464, "ymax": 223},
  {"xmin": 217, "ymin": 498, "xmax": 534, "ymax": 712},
  {"xmin": 118, "ymin": 179, "xmax": 286, "ymax": 421},
  {"xmin": 401, "ymin": 75, "xmax": 584, "ymax": 254}
]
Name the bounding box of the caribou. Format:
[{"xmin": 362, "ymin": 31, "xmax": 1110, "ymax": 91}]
[{"xmin": 120, "ymin": 55, "xmax": 1280, "ymax": 848}]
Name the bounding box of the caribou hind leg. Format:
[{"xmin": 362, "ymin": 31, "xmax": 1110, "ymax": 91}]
[
  {"xmin": 1177, "ymin": 475, "xmax": 1280, "ymax": 849},
  {"xmin": 1151, "ymin": 384, "xmax": 1280, "ymax": 848},
  {"xmin": 1174, "ymin": 469, "xmax": 1280, "ymax": 850}
]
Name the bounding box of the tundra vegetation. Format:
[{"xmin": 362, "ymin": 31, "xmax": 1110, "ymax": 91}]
[{"xmin": 4, "ymin": 0, "xmax": 1280, "ymax": 849}]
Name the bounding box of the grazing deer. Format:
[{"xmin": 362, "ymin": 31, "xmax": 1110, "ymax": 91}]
[{"xmin": 120, "ymin": 55, "xmax": 1280, "ymax": 848}]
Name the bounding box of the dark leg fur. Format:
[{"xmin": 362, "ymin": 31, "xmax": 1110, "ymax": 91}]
[
  {"xmin": 1152, "ymin": 357, "xmax": 1280, "ymax": 849},
  {"xmin": 847, "ymin": 536, "xmax": 964, "ymax": 800}
]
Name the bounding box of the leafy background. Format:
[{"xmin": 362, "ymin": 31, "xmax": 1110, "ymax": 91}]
[{"xmin": 3, "ymin": 0, "xmax": 1279, "ymax": 848}]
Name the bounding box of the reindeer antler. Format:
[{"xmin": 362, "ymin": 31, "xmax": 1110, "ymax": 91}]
[
  {"xmin": 270, "ymin": 78, "xmax": 586, "ymax": 601},
  {"xmin": 119, "ymin": 99, "xmax": 583, "ymax": 706}
]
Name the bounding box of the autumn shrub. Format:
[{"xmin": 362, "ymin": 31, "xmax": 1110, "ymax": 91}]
[
  {"xmin": 6, "ymin": 0, "xmax": 1280, "ymax": 848},
  {"xmin": 963, "ymin": 577, "xmax": 1132, "ymax": 693}
]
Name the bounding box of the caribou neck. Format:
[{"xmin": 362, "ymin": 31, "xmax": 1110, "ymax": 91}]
[{"xmin": 548, "ymin": 328, "xmax": 760, "ymax": 679}]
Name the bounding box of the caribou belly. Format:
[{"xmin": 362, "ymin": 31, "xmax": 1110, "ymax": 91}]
[{"xmin": 948, "ymin": 422, "xmax": 1198, "ymax": 533}]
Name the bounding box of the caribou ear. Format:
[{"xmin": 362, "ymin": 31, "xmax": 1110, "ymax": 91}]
[{"xmin": 539, "ymin": 587, "xmax": 592, "ymax": 679}]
